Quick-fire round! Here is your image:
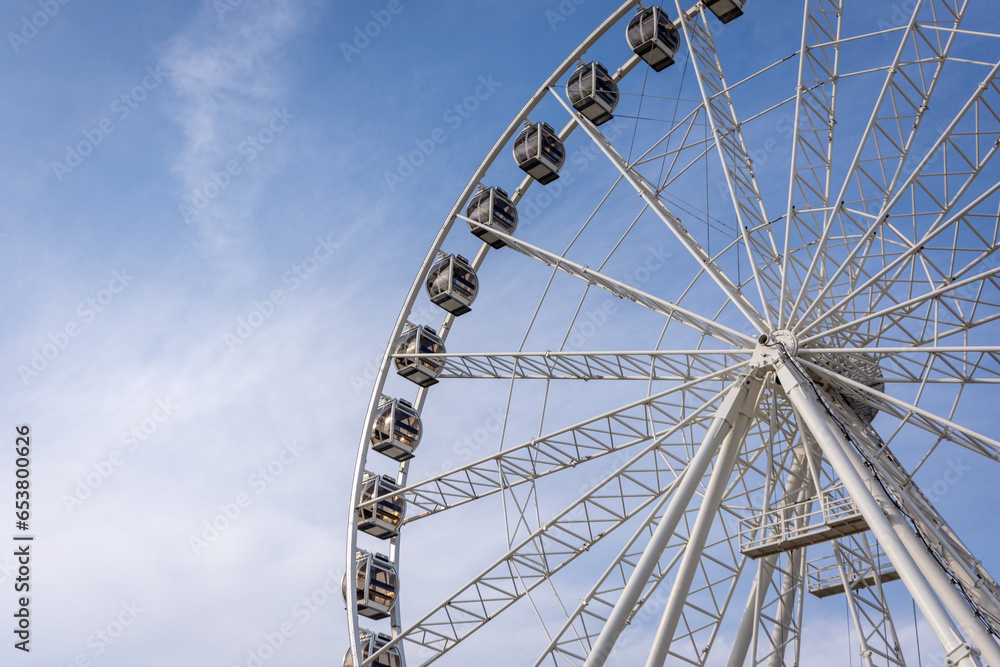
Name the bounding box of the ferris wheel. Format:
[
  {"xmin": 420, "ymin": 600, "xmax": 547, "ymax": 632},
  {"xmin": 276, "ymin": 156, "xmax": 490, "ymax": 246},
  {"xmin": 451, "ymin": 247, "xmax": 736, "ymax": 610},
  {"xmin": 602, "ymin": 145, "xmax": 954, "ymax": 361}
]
[{"xmin": 346, "ymin": 1, "xmax": 1000, "ymax": 665}]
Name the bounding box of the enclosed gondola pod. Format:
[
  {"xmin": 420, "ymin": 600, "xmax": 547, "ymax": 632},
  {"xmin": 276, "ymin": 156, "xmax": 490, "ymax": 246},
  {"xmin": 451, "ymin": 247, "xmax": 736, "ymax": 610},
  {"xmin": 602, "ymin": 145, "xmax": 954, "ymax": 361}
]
[
  {"xmin": 836, "ymin": 355, "xmax": 885, "ymax": 427},
  {"xmin": 807, "ymin": 353, "xmax": 885, "ymax": 427},
  {"xmin": 342, "ymin": 551, "xmax": 398, "ymax": 620},
  {"xmin": 513, "ymin": 121, "xmax": 565, "ymax": 185},
  {"xmin": 567, "ymin": 61, "xmax": 620, "ymax": 126},
  {"xmin": 704, "ymin": 0, "xmax": 746, "ymax": 24},
  {"xmin": 344, "ymin": 630, "xmax": 402, "ymax": 667},
  {"xmin": 627, "ymin": 7, "xmax": 682, "ymax": 72},
  {"xmin": 466, "ymin": 186, "xmax": 518, "ymax": 248},
  {"xmin": 393, "ymin": 324, "xmax": 446, "ymax": 387},
  {"xmin": 357, "ymin": 472, "xmax": 405, "ymax": 539},
  {"xmin": 370, "ymin": 397, "xmax": 422, "ymax": 461},
  {"xmin": 427, "ymin": 252, "xmax": 479, "ymax": 315}
]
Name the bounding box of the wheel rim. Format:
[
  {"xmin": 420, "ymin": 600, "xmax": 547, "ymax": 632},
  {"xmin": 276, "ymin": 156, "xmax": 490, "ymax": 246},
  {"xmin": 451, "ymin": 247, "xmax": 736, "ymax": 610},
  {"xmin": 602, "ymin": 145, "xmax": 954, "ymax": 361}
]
[{"xmin": 348, "ymin": 2, "xmax": 1000, "ymax": 665}]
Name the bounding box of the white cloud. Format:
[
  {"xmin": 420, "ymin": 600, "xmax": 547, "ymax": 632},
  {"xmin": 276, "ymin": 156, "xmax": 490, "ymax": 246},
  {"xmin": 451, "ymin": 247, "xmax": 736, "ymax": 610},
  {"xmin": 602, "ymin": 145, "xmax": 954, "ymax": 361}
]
[{"xmin": 161, "ymin": 0, "xmax": 307, "ymax": 262}]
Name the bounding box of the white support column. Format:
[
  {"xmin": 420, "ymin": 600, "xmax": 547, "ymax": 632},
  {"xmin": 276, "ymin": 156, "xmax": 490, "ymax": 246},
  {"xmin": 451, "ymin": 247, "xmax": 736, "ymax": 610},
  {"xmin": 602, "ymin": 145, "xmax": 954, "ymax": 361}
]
[
  {"xmin": 833, "ymin": 533, "xmax": 908, "ymax": 667},
  {"xmin": 766, "ymin": 547, "xmax": 804, "ymax": 667},
  {"xmin": 833, "ymin": 545, "xmax": 878, "ymax": 667},
  {"xmin": 775, "ymin": 357, "xmax": 985, "ymax": 667},
  {"xmin": 583, "ymin": 374, "xmax": 763, "ymax": 667},
  {"xmin": 798, "ymin": 382, "xmax": 1000, "ymax": 665},
  {"xmin": 864, "ymin": 446, "xmax": 1000, "ymax": 633},
  {"xmin": 765, "ymin": 448, "xmax": 813, "ymax": 667},
  {"xmin": 727, "ymin": 556, "xmax": 775, "ymax": 667},
  {"xmin": 831, "ymin": 422, "xmax": 1000, "ymax": 666},
  {"xmin": 644, "ymin": 377, "xmax": 766, "ymax": 667},
  {"xmin": 911, "ymin": 511, "xmax": 1000, "ymax": 629},
  {"xmin": 792, "ymin": 549, "xmax": 808, "ymax": 667},
  {"xmin": 728, "ymin": 444, "xmax": 812, "ymax": 667}
]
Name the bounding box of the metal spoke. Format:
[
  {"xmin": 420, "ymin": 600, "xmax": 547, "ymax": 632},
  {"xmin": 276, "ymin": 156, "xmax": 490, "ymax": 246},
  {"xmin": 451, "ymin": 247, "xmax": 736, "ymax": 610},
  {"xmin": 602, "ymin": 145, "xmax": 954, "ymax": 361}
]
[
  {"xmin": 371, "ymin": 385, "xmax": 741, "ymax": 664},
  {"xmin": 799, "ymin": 356, "xmax": 1000, "ymax": 461},
  {"xmin": 392, "ymin": 350, "xmax": 752, "ymax": 382},
  {"xmin": 349, "ymin": 4, "xmax": 1000, "ymax": 666},
  {"xmin": 464, "ymin": 216, "xmax": 755, "ymax": 348},
  {"xmin": 780, "ymin": 0, "xmax": 843, "ymax": 328},
  {"xmin": 797, "ymin": 57, "xmax": 1000, "ymax": 343},
  {"xmin": 788, "ymin": 0, "xmax": 970, "ymax": 331},
  {"xmin": 546, "ymin": 88, "xmax": 769, "ymax": 334},
  {"xmin": 802, "ymin": 345, "xmax": 1000, "ymax": 384},
  {"xmin": 675, "ymin": 1, "xmax": 783, "ymax": 329},
  {"xmin": 363, "ymin": 372, "xmax": 736, "ymax": 522}
]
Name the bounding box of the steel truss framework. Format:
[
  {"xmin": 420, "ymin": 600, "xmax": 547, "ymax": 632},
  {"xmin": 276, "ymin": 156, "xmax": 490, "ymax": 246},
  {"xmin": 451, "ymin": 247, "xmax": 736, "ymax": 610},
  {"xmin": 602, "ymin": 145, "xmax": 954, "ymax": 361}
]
[{"xmin": 347, "ymin": 1, "xmax": 1000, "ymax": 666}]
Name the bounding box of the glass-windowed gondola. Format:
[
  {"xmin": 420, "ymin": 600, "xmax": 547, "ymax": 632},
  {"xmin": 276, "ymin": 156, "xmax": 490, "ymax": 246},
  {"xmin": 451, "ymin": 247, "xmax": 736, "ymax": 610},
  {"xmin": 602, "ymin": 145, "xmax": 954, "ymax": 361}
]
[
  {"xmin": 567, "ymin": 61, "xmax": 619, "ymax": 126},
  {"xmin": 704, "ymin": 0, "xmax": 746, "ymax": 24},
  {"xmin": 343, "ymin": 630, "xmax": 402, "ymax": 667},
  {"xmin": 342, "ymin": 551, "xmax": 398, "ymax": 620},
  {"xmin": 357, "ymin": 472, "xmax": 405, "ymax": 539},
  {"xmin": 393, "ymin": 324, "xmax": 446, "ymax": 387},
  {"xmin": 513, "ymin": 121, "xmax": 565, "ymax": 185},
  {"xmin": 627, "ymin": 7, "xmax": 681, "ymax": 72},
  {"xmin": 466, "ymin": 186, "xmax": 518, "ymax": 248},
  {"xmin": 809, "ymin": 354, "xmax": 885, "ymax": 427},
  {"xmin": 370, "ymin": 397, "xmax": 421, "ymax": 461},
  {"xmin": 427, "ymin": 252, "xmax": 479, "ymax": 315},
  {"xmin": 844, "ymin": 362, "xmax": 884, "ymax": 426}
]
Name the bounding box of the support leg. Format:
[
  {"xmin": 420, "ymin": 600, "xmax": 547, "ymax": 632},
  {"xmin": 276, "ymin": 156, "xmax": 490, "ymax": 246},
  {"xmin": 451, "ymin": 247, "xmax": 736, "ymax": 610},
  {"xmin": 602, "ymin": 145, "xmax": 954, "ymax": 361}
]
[
  {"xmin": 583, "ymin": 374, "xmax": 763, "ymax": 667},
  {"xmin": 775, "ymin": 358, "xmax": 985, "ymax": 667},
  {"xmin": 644, "ymin": 376, "xmax": 766, "ymax": 667}
]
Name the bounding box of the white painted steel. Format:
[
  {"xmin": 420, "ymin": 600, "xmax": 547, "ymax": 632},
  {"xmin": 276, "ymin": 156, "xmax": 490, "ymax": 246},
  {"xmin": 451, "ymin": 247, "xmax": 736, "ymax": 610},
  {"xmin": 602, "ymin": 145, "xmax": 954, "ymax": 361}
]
[
  {"xmin": 349, "ymin": 1, "xmax": 1000, "ymax": 665},
  {"xmin": 582, "ymin": 375, "xmax": 761, "ymax": 667},
  {"xmin": 643, "ymin": 376, "xmax": 765, "ymax": 667},
  {"xmin": 774, "ymin": 355, "xmax": 987, "ymax": 667}
]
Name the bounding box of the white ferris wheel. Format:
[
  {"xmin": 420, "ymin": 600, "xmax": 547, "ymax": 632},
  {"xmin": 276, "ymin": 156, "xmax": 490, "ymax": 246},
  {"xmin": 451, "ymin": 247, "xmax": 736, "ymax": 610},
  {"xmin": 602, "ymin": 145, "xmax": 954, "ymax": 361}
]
[{"xmin": 346, "ymin": 1, "xmax": 1000, "ymax": 666}]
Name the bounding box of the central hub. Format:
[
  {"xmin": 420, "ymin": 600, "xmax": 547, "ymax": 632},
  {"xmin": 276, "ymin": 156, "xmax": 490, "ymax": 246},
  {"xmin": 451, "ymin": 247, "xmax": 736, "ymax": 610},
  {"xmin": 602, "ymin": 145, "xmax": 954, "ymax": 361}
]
[
  {"xmin": 750, "ymin": 328, "xmax": 885, "ymax": 426},
  {"xmin": 749, "ymin": 329, "xmax": 799, "ymax": 375},
  {"xmin": 757, "ymin": 329, "xmax": 799, "ymax": 356}
]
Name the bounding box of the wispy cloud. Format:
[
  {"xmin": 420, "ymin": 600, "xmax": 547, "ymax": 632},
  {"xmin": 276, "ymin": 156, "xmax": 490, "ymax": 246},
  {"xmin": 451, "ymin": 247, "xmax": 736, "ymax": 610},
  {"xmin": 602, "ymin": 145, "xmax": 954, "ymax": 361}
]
[
  {"xmin": 9, "ymin": 271, "xmax": 363, "ymax": 663},
  {"xmin": 161, "ymin": 0, "xmax": 307, "ymax": 261}
]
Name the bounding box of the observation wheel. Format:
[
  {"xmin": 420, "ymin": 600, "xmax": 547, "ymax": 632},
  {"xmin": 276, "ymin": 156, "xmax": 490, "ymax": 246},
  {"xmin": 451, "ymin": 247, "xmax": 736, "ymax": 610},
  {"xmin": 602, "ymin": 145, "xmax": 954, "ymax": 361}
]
[{"xmin": 347, "ymin": 1, "xmax": 1000, "ymax": 666}]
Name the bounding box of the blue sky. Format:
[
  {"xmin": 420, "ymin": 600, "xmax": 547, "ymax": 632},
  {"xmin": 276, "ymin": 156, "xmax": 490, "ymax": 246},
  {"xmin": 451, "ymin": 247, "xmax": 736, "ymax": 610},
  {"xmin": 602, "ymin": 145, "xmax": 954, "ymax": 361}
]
[
  {"xmin": 2, "ymin": 1, "xmax": 1000, "ymax": 666},
  {"xmin": 1, "ymin": 2, "xmax": 644, "ymax": 665}
]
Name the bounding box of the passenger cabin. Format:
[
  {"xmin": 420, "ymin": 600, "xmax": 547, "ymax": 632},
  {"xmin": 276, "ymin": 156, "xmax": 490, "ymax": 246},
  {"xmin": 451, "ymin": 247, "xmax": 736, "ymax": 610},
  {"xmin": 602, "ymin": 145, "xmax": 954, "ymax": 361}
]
[
  {"xmin": 513, "ymin": 121, "xmax": 565, "ymax": 185},
  {"xmin": 357, "ymin": 472, "xmax": 405, "ymax": 539},
  {"xmin": 370, "ymin": 397, "xmax": 421, "ymax": 461},
  {"xmin": 567, "ymin": 61, "xmax": 619, "ymax": 126},
  {"xmin": 343, "ymin": 551, "xmax": 398, "ymax": 620},
  {"xmin": 393, "ymin": 324, "xmax": 446, "ymax": 387},
  {"xmin": 841, "ymin": 357, "xmax": 883, "ymax": 426},
  {"xmin": 705, "ymin": 0, "xmax": 746, "ymax": 23},
  {"xmin": 806, "ymin": 353, "xmax": 884, "ymax": 426},
  {"xmin": 467, "ymin": 186, "xmax": 518, "ymax": 248},
  {"xmin": 427, "ymin": 252, "xmax": 478, "ymax": 315},
  {"xmin": 344, "ymin": 631, "xmax": 402, "ymax": 667},
  {"xmin": 627, "ymin": 7, "xmax": 681, "ymax": 72}
]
